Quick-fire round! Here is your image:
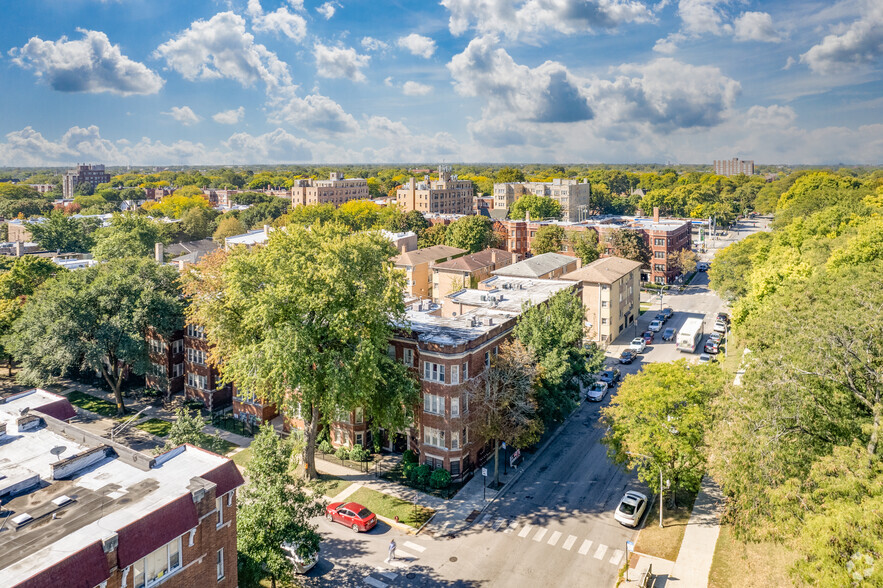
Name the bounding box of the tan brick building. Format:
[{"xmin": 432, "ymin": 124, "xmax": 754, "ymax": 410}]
[
  {"xmin": 431, "ymin": 248, "xmax": 517, "ymax": 300},
  {"xmin": 397, "ymin": 166, "xmax": 473, "ymax": 215},
  {"xmin": 561, "ymin": 257, "xmax": 643, "ymax": 343},
  {"xmin": 393, "ymin": 245, "xmax": 467, "ymax": 298},
  {"xmin": 291, "ymin": 172, "xmax": 369, "ymax": 207},
  {"xmin": 493, "ymin": 178, "xmax": 591, "ymax": 221}
]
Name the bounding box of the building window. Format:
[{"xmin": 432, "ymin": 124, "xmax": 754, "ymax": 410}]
[
  {"xmin": 187, "ymin": 373, "xmax": 208, "ymax": 390},
  {"xmin": 355, "ymin": 407, "xmax": 364, "ymax": 424},
  {"xmin": 171, "ymin": 339, "xmax": 184, "ymax": 354},
  {"xmin": 423, "ymin": 362, "xmax": 446, "ymax": 383},
  {"xmin": 387, "ymin": 345, "xmax": 396, "ymax": 359},
  {"xmin": 655, "ymin": 264, "xmax": 665, "ymax": 272},
  {"xmin": 601, "ymin": 300, "xmax": 607, "ymax": 308},
  {"xmin": 216, "ymin": 496, "xmax": 224, "ymax": 526},
  {"xmin": 655, "ymin": 276, "xmax": 665, "ymax": 284},
  {"xmin": 601, "ymin": 318, "xmax": 607, "ymax": 325},
  {"xmin": 451, "ymin": 396, "xmax": 460, "ymax": 417},
  {"xmin": 484, "ymin": 352, "xmax": 490, "ymax": 368},
  {"xmin": 172, "ymin": 363, "xmax": 184, "ymax": 378},
  {"xmin": 462, "ymin": 362, "xmax": 468, "ymax": 381},
  {"xmin": 424, "ymin": 393, "xmax": 444, "ymax": 415},
  {"xmin": 217, "ymin": 548, "xmax": 225, "ymax": 581},
  {"xmin": 424, "ymin": 426, "xmax": 445, "ymax": 449},
  {"xmin": 132, "ymin": 536, "xmax": 183, "ymax": 588},
  {"xmin": 451, "ymin": 459, "xmax": 461, "ymax": 476},
  {"xmin": 451, "ymin": 430, "xmax": 460, "ymax": 450},
  {"xmin": 654, "ymin": 238, "xmax": 666, "ymax": 246},
  {"xmin": 186, "ymin": 324, "xmax": 205, "ymax": 339},
  {"xmin": 149, "ymin": 339, "xmax": 165, "ymax": 354},
  {"xmin": 403, "ymin": 348, "xmax": 414, "ymax": 367},
  {"xmin": 654, "ymin": 251, "xmax": 665, "ymax": 259},
  {"xmin": 186, "ymin": 348, "xmax": 206, "ymax": 365},
  {"xmin": 450, "ymin": 364, "xmax": 460, "ymax": 385}
]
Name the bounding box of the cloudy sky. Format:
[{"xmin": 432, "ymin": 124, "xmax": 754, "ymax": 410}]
[{"xmin": 1, "ymin": 0, "xmax": 881, "ymax": 166}]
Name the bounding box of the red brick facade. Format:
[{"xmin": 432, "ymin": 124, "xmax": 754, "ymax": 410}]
[
  {"xmin": 184, "ymin": 324, "xmax": 232, "ymax": 410},
  {"xmin": 145, "ymin": 328, "xmax": 185, "ymax": 397}
]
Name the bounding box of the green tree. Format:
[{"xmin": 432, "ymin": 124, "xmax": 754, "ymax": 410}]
[
  {"xmin": 239, "ymin": 199, "xmax": 290, "ymax": 229},
  {"xmin": 417, "ymin": 223, "xmax": 448, "ymax": 248},
  {"xmin": 403, "ymin": 210, "xmax": 430, "ymax": 235},
  {"xmin": 28, "ymin": 210, "xmax": 96, "ymax": 252},
  {"xmin": 468, "ymin": 341, "xmax": 543, "ymax": 487},
  {"xmin": 281, "ymin": 203, "xmax": 337, "ymax": 227},
  {"xmin": 509, "ymin": 194, "xmax": 563, "ymax": 220},
  {"xmin": 608, "ymin": 228, "xmax": 650, "ymax": 267},
  {"xmin": 179, "ymin": 206, "xmax": 220, "ymax": 241},
  {"xmin": 237, "ymin": 424, "xmax": 324, "ymax": 588},
  {"xmin": 531, "ymin": 225, "xmax": 565, "ymax": 255},
  {"xmin": 161, "ymin": 408, "xmax": 226, "ymax": 454},
  {"xmin": 184, "ymin": 223, "xmax": 419, "ymax": 478},
  {"xmin": 5, "ymin": 258, "xmax": 184, "ymax": 415},
  {"xmin": 446, "ymin": 215, "xmax": 496, "ymax": 253},
  {"xmin": 74, "ymin": 181, "xmax": 95, "ymax": 196},
  {"xmin": 669, "ymin": 248, "xmax": 699, "ymax": 277},
  {"xmin": 496, "ymin": 167, "xmax": 525, "ymax": 183},
  {"xmin": 337, "ymin": 200, "xmax": 381, "ymax": 231},
  {"xmin": 707, "ymin": 232, "xmax": 771, "ymax": 302},
  {"xmin": 213, "ymin": 216, "xmax": 247, "ymax": 243},
  {"xmin": 567, "ymin": 230, "xmax": 601, "ymax": 265},
  {"xmin": 515, "ymin": 290, "xmax": 604, "ymax": 424},
  {"xmin": 143, "ymin": 193, "xmax": 211, "ymax": 219},
  {"xmin": 91, "ymin": 214, "xmax": 170, "ymax": 260},
  {"xmin": 602, "ymin": 360, "xmax": 725, "ymax": 508}
]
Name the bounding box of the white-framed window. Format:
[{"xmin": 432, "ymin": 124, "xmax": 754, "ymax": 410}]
[
  {"xmin": 187, "ymin": 373, "xmax": 208, "ymax": 390},
  {"xmin": 171, "ymin": 339, "xmax": 184, "ymax": 354},
  {"xmin": 355, "ymin": 407, "xmax": 364, "ymax": 424},
  {"xmin": 424, "ymin": 426, "xmax": 445, "ymax": 449},
  {"xmin": 451, "ymin": 430, "xmax": 460, "ymax": 450},
  {"xmin": 216, "ymin": 496, "xmax": 224, "ymax": 526},
  {"xmin": 450, "ymin": 365, "xmax": 460, "ymax": 385},
  {"xmin": 423, "ymin": 362, "xmax": 446, "ymax": 383},
  {"xmin": 654, "ymin": 251, "xmax": 665, "ymax": 259},
  {"xmin": 172, "ymin": 363, "xmax": 184, "ymax": 378},
  {"xmin": 150, "ymin": 363, "xmax": 167, "ymax": 377},
  {"xmin": 601, "ymin": 300, "xmax": 608, "ymax": 308},
  {"xmin": 216, "ymin": 548, "xmax": 224, "ymax": 581},
  {"xmin": 424, "ymin": 393, "xmax": 444, "ymax": 415},
  {"xmin": 186, "ymin": 348, "xmax": 206, "ymax": 365},
  {"xmin": 387, "ymin": 344, "xmax": 396, "ymax": 359},
  {"xmin": 484, "ymin": 352, "xmax": 490, "ymax": 368},
  {"xmin": 462, "ymin": 362, "xmax": 468, "ymax": 381},
  {"xmin": 451, "ymin": 397, "xmax": 460, "ymax": 418},
  {"xmin": 403, "ymin": 348, "xmax": 414, "ymax": 367},
  {"xmin": 132, "ymin": 535, "xmax": 182, "ymax": 588},
  {"xmin": 149, "ymin": 339, "xmax": 165, "ymax": 354},
  {"xmin": 186, "ymin": 324, "xmax": 205, "ymax": 339}
]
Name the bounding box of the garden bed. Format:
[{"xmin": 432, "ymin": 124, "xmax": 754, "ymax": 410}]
[
  {"xmin": 633, "ymin": 489, "xmax": 697, "ymax": 561},
  {"xmin": 345, "ymin": 486, "xmax": 434, "ymax": 529},
  {"xmin": 377, "ymin": 461, "xmax": 465, "ymax": 500}
]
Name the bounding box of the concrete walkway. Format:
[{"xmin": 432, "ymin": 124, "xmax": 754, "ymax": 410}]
[{"xmin": 667, "ymin": 477, "xmax": 724, "ymax": 587}]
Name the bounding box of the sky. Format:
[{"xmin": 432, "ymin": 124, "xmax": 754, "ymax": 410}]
[{"xmin": 0, "ymin": 0, "xmax": 881, "ymax": 166}]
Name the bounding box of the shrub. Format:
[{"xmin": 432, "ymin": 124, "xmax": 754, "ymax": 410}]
[
  {"xmin": 402, "ymin": 449, "xmax": 418, "ymax": 464},
  {"xmin": 402, "ymin": 461, "xmax": 417, "ymax": 480},
  {"xmin": 429, "ymin": 468, "xmax": 452, "ymax": 489},
  {"xmin": 334, "ymin": 446, "xmax": 350, "ymax": 461},
  {"xmin": 349, "ymin": 444, "xmax": 370, "ymax": 462},
  {"xmin": 410, "ymin": 464, "xmax": 431, "ymax": 487},
  {"xmin": 318, "ymin": 440, "xmax": 333, "ymax": 454}
]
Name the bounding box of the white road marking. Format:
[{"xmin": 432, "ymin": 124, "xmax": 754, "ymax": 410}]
[
  {"xmin": 379, "ymin": 571, "xmax": 398, "ymax": 580},
  {"xmin": 547, "ymin": 531, "xmax": 562, "ymax": 546},
  {"xmin": 532, "ymin": 528, "xmax": 548, "ymax": 542},
  {"xmin": 395, "ymin": 549, "xmax": 418, "ymax": 560},
  {"xmin": 389, "ymin": 560, "xmax": 411, "ymax": 569},
  {"xmin": 364, "ymin": 577, "xmax": 388, "ymax": 588},
  {"xmin": 518, "ymin": 524, "xmax": 532, "ymax": 538},
  {"xmin": 594, "ymin": 544, "xmax": 608, "ymax": 560},
  {"xmin": 562, "ymin": 535, "xmax": 577, "ymax": 551},
  {"xmin": 610, "ymin": 550, "xmax": 624, "ymax": 566},
  {"xmin": 504, "ymin": 520, "xmax": 518, "ymax": 533},
  {"xmin": 578, "ymin": 540, "xmax": 593, "ymax": 555},
  {"xmin": 403, "ymin": 541, "xmax": 425, "ymax": 553},
  {"xmin": 492, "ymin": 518, "xmax": 506, "ymax": 531},
  {"xmin": 478, "ymin": 514, "xmax": 491, "ymax": 526}
]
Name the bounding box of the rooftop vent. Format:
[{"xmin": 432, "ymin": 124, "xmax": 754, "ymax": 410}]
[
  {"xmin": 52, "ymin": 495, "xmax": 73, "ymax": 506},
  {"xmin": 11, "ymin": 513, "xmax": 33, "ymax": 527}
]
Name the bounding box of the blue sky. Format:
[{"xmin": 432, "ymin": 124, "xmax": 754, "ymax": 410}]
[{"xmin": 0, "ymin": 0, "xmax": 881, "ymax": 165}]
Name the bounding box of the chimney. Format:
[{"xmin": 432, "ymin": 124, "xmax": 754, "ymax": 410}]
[
  {"xmin": 15, "ymin": 241, "xmax": 23, "ymax": 257},
  {"xmin": 263, "ymin": 224, "xmax": 271, "ymax": 237},
  {"xmin": 653, "ymin": 207, "xmax": 660, "ymax": 223},
  {"xmin": 511, "ymin": 252, "xmax": 518, "ymax": 264},
  {"xmin": 525, "ymin": 210, "xmax": 531, "ymax": 222},
  {"xmin": 399, "ymin": 243, "xmax": 407, "ymax": 254},
  {"xmin": 491, "ymin": 250, "xmax": 497, "ymax": 265},
  {"xmin": 154, "ymin": 242, "xmax": 164, "ymax": 264}
]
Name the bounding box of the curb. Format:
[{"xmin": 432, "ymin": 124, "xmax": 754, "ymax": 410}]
[{"xmin": 375, "ymin": 513, "xmax": 418, "ymax": 535}]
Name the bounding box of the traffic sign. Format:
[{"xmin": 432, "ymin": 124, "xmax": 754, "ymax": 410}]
[
  {"xmin": 482, "ymin": 468, "xmax": 488, "ymax": 477},
  {"xmin": 501, "ymin": 441, "xmax": 506, "ymax": 449},
  {"xmin": 626, "ymin": 540, "xmax": 635, "ymax": 552}
]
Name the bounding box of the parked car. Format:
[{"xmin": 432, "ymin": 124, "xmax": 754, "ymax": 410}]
[
  {"xmin": 585, "ymin": 381, "xmax": 609, "ymax": 402},
  {"xmin": 614, "ymin": 491, "xmax": 649, "ymax": 527},
  {"xmin": 599, "ymin": 369, "xmax": 621, "ymax": 386},
  {"xmin": 325, "ymin": 501, "xmax": 377, "ymax": 532},
  {"xmin": 662, "ymin": 327, "xmax": 676, "ymax": 341},
  {"xmin": 648, "ymin": 319, "xmax": 663, "ymax": 332},
  {"xmin": 654, "ymin": 313, "xmax": 667, "ymax": 323},
  {"xmin": 716, "ymin": 312, "xmax": 730, "ymax": 325},
  {"xmin": 709, "ymin": 331, "xmax": 723, "ymax": 343},
  {"xmin": 704, "ymin": 341, "xmax": 720, "ymax": 354},
  {"xmin": 619, "ymin": 350, "xmax": 635, "ymax": 364},
  {"xmin": 660, "ymin": 308, "xmax": 674, "ymax": 320},
  {"xmin": 630, "ymin": 338, "xmax": 646, "ymax": 353},
  {"xmin": 698, "ymin": 353, "xmax": 714, "ymax": 364},
  {"xmin": 697, "ymin": 262, "xmax": 709, "ymax": 271},
  {"xmin": 282, "ymin": 542, "xmax": 319, "ymax": 574},
  {"xmin": 642, "ymin": 331, "xmax": 654, "ymax": 345},
  {"xmin": 713, "ymin": 320, "xmax": 728, "ymax": 333}
]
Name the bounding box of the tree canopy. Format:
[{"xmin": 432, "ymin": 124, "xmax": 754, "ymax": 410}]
[
  {"xmin": 509, "ymin": 194, "xmax": 563, "ymax": 220},
  {"xmin": 91, "ymin": 213, "xmax": 170, "ymax": 260},
  {"xmin": 446, "ymin": 215, "xmax": 496, "ymax": 253},
  {"xmin": 531, "ymin": 225, "xmax": 565, "ymax": 255},
  {"xmin": 567, "ymin": 230, "xmax": 601, "ymax": 265},
  {"xmin": 29, "ymin": 210, "xmax": 99, "ymax": 253},
  {"xmin": 608, "ymin": 228, "xmax": 650, "ymax": 267}
]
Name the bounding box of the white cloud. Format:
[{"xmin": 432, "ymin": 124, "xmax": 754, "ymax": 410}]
[
  {"xmin": 384, "ymin": 76, "xmax": 394, "ymax": 86},
  {"xmin": 361, "ymin": 36, "xmax": 389, "ymax": 51},
  {"xmin": 653, "ymin": 32, "xmax": 685, "ymax": 53},
  {"xmin": 800, "ymin": 0, "xmax": 883, "ymax": 74},
  {"xmin": 316, "ymin": 1, "xmax": 340, "ymax": 19},
  {"xmin": 440, "ymin": 0, "xmax": 654, "ymax": 40},
  {"xmin": 448, "ymin": 36, "xmax": 593, "ymax": 123},
  {"xmin": 213, "ymin": 106, "xmax": 245, "ymax": 124},
  {"xmin": 154, "ymin": 11, "xmax": 292, "ymax": 89},
  {"xmin": 676, "ymin": 0, "xmax": 731, "ymax": 36},
  {"xmin": 402, "ymin": 81, "xmax": 432, "ymax": 96},
  {"xmin": 248, "ymin": 0, "xmax": 308, "ymax": 42},
  {"xmin": 783, "ymin": 56, "xmax": 796, "ymax": 70},
  {"xmin": 224, "ymin": 128, "xmax": 312, "ymax": 162},
  {"xmin": 163, "ymin": 106, "xmax": 201, "ymax": 126},
  {"xmin": 9, "ymin": 29, "xmax": 163, "ymax": 95},
  {"xmin": 313, "ymin": 43, "xmax": 370, "ymax": 82},
  {"xmin": 733, "ymin": 12, "xmax": 782, "ymax": 43},
  {"xmin": 267, "ymin": 88, "xmax": 360, "ymax": 134},
  {"xmin": 397, "ymin": 34, "xmax": 437, "ymax": 58}
]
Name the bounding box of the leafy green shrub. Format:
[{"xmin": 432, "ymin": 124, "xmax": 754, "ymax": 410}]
[
  {"xmin": 402, "ymin": 461, "xmax": 417, "ymax": 480},
  {"xmin": 349, "ymin": 444, "xmax": 370, "ymax": 462},
  {"xmin": 334, "ymin": 446, "xmax": 350, "ymax": 461},
  {"xmin": 429, "ymin": 468, "xmax": 451, "ymax": 489},
  {"xmin": 402, "ymin": 449, "xmax": 417, "ymax": 464},
  {"xmin": 410, "ymin": 464, "xmax": 431, "ymax": 487},
  {"xmin": 318, "ymin": 440, "xmax": 333, "ymax": 454}
]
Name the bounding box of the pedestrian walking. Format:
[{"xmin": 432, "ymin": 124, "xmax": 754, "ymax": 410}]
[{"xmin": 386, "ymin": 539, "xmax": 396, "ymax": 563}]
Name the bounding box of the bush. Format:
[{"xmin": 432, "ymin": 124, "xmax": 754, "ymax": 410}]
[
  {"xmin": 334, "ymin": 446, "xmax": 350, "ymax": 461},
  {"xmin": 410, "ymin": 464, "xmax": 431, "ymax": 487},
  {"xmin": 402, "ymin": 449, "xmax": 418, "ymax": 464},
  {"xmin": 429, "ymin": 468, "xmax": 452, "ymax": 489},
  {"xmin": 318, "ymin": 440, "xmax": 333, "ymax": 454},
  {"xmin": 349, "ymin": 444, "xmax": 370, "ymax": 462},
  {"xmin": 402, "ymin": 461, "xmax": 417, "ymax": 480}
]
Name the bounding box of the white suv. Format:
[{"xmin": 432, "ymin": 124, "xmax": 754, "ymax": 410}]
[
  {"xmin": 629, "ymin": 338, "xmax": 646, "ymax": 353},
  {"xmin": 648, "ymin": 319, "xmax": 663, "ymax": 332}
]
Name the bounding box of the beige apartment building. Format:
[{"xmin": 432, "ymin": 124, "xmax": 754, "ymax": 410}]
[
  {"xmin": 291, "ymin": 172, "xmax": 370, "ymax": 207},
  {"xmin": 397, "ymin": 165, "xmax": 473, "ymax": 215},
  {"xmin": 493, "ymin": 179, "xmax": 591, "ymax": 221},
  {"xmin": 431, "ymin": 248, "xmax": 516, "ymax": 300},
  {"xmin": 393, "ymin": 245, "xmax": 467, "ymax": 298},
  {"xmin": 561, "ymin": 256, "xmax": 643, "ymax": 343}
]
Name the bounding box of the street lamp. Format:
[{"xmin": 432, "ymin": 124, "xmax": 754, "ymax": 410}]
[{"xmin": 627, "ymin": 451, "xmax": 665, "ymax": 528}]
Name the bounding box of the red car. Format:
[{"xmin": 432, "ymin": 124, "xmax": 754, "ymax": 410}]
[
  {"xmin": 325, "ymin": 501, "xmax": 377, "ymax": 532},
  {"xmin": 642, "ymin": 331, "xmax": 654, "ymax": 344}
]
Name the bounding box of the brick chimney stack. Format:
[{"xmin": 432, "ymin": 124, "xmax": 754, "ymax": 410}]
[
  {"xmin": 653, "ymin": 207, "xmax": 660, "ymax": 223},
  {"xmin": 154, "ymin": 242, "xmax": 164, "ymax": 264}
]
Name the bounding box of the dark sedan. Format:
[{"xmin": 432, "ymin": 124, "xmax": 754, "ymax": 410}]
[{"xmin": 619, "ymin": 350, "xmax": 635, "ymax": 364}]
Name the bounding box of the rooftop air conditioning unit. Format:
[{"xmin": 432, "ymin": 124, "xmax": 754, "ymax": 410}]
[{"xmin": 481, "ymin": 294, "xmax": 487, "ymax": 301}]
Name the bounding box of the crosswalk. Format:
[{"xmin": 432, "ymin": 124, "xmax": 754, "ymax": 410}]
[
  {"xmin": 471, "ymin": 514, "xmax": 626, "ymax": 567},
  {"xmin": 362, "ymin": 540, "xmax": 429, "ymax": 587}
]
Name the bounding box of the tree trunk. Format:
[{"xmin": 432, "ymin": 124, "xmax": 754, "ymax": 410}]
[
  {"xmin": 270, "ymin": 575, "xmax": 276, "ymax": 588},
  {"xmin": 493, "ymin": 438, "xmax": 500, "ymax": 487},
  {"xmin": 100, "ymin": 363, "xmax": 127, "ymax": 417},
  {"xmin": 302, "ymin": 404, "xmax": 319, "ymax": 480},
  {"xmin": 868, "ymin": 403, "xmax": 880, "ymax": 457}
]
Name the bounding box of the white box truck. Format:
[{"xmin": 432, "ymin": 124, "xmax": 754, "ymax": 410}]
[{"xmin": 677, "ymin": 317, "xmax": 704, "ymax": 353}]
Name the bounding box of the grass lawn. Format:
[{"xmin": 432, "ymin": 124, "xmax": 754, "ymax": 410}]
[
  {"xmin": 708, "ymin": 524, "xmax": 798, "ymax": 588},
  {"xmin": 633, "ymin": 489, "xmax": 697, "ymax": 562},
  {"xmin": 345, "ymin": 486, "xmax": 434, "ymax": 529},
  {"xmin": 312, "ymin": 474, "xmax": 354, "ymax": 498},
  {"xmin": 231, "ymin": 447, "xmax": 253, "ymax": 468},
  {"xmin": 135, "ymin": 418, "xmax": 172, "ymax": 437},
  {"xmin": 66, "ymin": 390, "xmax": 121, "ymax": 418},
  {"xmin": 216, "ymin": 438, "xmax": 238, "ymax": 455}
]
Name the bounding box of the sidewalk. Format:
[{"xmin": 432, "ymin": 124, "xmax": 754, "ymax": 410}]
[{"xmin": 667, "ymin": 477, "xmax": 724, "ymax": 587}]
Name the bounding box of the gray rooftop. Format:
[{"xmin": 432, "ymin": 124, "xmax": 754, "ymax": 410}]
[{"xmin": 492, "ymin": 252, "xmax": 576, "ymax": 278}]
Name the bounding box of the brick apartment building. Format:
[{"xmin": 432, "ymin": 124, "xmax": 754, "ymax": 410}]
[
  {"xmin": 431, "ymin": 248, "xmax": 516, "ymax": 300},
  {"xmin": 562, "ymin": 256, "xmax": 643, "ymax": 343},
  {"xmin": 713, "ymin": 158, "xmax": 754, "ymax": 177},
  {"xmin": 291, "ymin": 172, "xmax": 370, "ymax": 207},
  {"xmin": 397, "ymin": 166, "xmax": 473, "ymax": 215},
  {"xmin": 493, "ymin": 178, "xmax": 591, "ymax": 221},
  {"xmin": 62, "ymin": 164, "xmax": 111, "ymax": 199},
  {"xmin": 393, "ymin": 244, "xmax": 467, "ymax": 298},
  {"xmin": 0, "ymin": 389, "xmax": 244, "ymax": 588},
  {"xmin": 184, "ymin": 323, "xmax": 232, "ymax": 411},
  {"xmin": 145, "ymin": 327, "xmax": 186, "ymax": 397}
]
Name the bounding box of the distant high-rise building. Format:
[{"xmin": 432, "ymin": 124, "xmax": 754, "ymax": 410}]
[
  {"xmin": 493, "ymin": 178, "xmax": 591, "ymax": 222},
  {"xmin": 62, "ymin": 163, "xmax": 111, "ymax": 198},
  {"xmin": 713, "ymin": 158, "xmax": 754, "ymax": 177}
]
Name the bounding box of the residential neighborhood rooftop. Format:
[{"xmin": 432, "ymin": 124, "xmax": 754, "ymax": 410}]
[
  {"xmin": 492, "ymin": 252, "xmax": 576, "ymax": 278},
  {"xmin": 393, "ymin": 244, "xmax": 466, "ymax": 267},
  {"xmin": 561, "ymin": 256, "xmax": 644, "ymax": 284},
  {"xmin": 431, "ymin": 248, "xmax": 511, "ymax": 272}
]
